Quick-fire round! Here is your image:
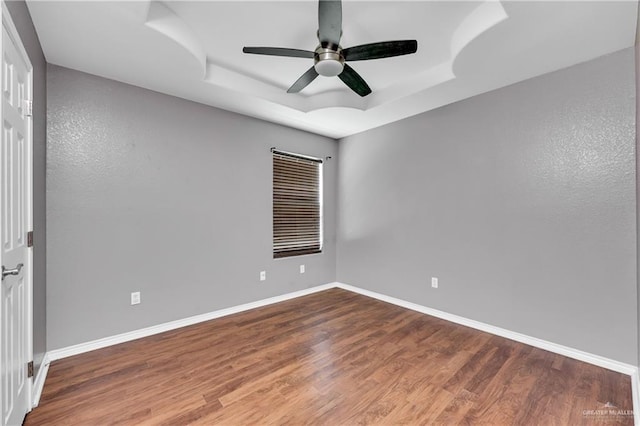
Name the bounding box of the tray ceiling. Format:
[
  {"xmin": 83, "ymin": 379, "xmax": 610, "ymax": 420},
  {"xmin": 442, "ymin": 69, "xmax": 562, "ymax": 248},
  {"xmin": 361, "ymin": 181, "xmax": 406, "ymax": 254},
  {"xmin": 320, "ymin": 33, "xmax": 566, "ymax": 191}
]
[{"xmin": 27, "ymin": 1, "xmax": 637, "ymax": 138}]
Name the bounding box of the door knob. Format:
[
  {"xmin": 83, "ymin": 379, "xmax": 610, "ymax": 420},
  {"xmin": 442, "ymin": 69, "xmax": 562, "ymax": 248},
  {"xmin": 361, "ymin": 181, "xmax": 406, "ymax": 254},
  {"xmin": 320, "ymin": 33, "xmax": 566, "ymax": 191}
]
[{"xmin": 2, "ymin": 263, "xmax": 23, "ymax": 280}]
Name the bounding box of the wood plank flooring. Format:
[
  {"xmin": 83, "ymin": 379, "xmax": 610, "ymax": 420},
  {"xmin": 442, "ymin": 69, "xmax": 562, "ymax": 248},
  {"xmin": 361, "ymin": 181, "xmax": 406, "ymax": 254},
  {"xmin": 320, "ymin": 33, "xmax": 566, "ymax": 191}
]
[{"xmin": 25, "ymin": 288, "xmax": 633, "ymax": 425}]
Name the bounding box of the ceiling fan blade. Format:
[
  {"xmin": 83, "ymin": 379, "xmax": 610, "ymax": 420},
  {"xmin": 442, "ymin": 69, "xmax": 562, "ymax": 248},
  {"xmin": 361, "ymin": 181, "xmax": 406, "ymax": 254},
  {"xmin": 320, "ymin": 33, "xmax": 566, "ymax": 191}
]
[
  {"xmin": 342, "ymin": 40, "xmax": 418, "ymax": 61},
  {"xmin": 318, "ymin": 0, "xmax": 342, "ymax": 46},
  {"xmin": 287, "ymin": 67, "xmax": 320, "ymax": 93},
  {"xmin": 338, "ymin": 64, "xmax": 371, "ymax": 97},
  {"xmin": 242, "ymin": 47, "xmax": 315, "ymax": 59}
]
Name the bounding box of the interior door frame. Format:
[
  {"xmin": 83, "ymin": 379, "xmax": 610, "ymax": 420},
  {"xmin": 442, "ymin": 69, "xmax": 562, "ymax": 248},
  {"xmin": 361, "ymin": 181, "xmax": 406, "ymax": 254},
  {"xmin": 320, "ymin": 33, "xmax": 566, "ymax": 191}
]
[{"xmin": 0, "ymin": 0, "xmax": 34, "ymax": 415}]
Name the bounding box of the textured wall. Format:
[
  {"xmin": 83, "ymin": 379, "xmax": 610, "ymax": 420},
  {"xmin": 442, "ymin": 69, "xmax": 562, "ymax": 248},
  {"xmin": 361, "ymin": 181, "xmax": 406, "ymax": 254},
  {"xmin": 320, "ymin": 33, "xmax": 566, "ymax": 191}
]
[
  {"xmin": 337, "ymin": 48, "xmax": 637, "ymax": 364},
  {"xmin": 635, "ymin": 34, "xmax": 640, "ymax": 366},
  {"xmin": 5, "ymin": 0, "xmax": 47, "ymax": 374},
  {"xmin": 46, "ymin": 65, "xmax": 338, "ymax": 349}
]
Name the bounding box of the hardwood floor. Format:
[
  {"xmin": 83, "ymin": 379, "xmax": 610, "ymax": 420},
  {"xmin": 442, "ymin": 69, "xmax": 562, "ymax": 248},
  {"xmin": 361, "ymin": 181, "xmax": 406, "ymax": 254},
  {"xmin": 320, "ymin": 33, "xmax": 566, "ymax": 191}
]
[{"xmin": 25, "ymin": 288, "xmax": 633, "ymax": 425}]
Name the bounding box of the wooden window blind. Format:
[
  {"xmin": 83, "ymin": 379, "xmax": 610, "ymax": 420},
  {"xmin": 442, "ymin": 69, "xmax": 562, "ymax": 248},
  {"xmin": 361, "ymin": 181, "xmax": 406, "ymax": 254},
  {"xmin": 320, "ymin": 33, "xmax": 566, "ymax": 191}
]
[{"xmin": 273, "ymin": 150, "xmax": 322, "ymax": 259}]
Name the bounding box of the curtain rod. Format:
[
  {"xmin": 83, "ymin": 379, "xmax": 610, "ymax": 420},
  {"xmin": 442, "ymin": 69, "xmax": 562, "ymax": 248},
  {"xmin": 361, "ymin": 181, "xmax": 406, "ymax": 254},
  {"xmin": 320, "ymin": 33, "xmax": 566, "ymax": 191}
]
[{"xmin": 271, "ymin": 147, "xmax": 327, "ymax": 163}]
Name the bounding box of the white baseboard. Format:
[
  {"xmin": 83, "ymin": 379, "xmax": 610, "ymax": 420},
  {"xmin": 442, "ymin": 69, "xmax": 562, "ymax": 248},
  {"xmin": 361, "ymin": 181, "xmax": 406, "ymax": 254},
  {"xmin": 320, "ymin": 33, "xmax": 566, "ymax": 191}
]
[
  {"xmin": 47, "ymin": 283, "xmax": 337, "ymax": 362},
  {"xmin": 335, "ymin": 282, "xmax": 636, "ymax": 375},
  {"xmin": 38, "ymin": 281, "xmax": 639, "ymax": 422},
  {"xmin": 31, "ymin": 352, "xmax": 51, "ymax": 407}
]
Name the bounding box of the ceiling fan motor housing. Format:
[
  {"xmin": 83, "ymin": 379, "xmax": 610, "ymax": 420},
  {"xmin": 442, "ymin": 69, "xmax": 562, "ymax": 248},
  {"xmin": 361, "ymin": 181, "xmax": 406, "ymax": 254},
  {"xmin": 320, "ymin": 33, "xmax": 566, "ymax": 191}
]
[{"xmin": 314, "ymin": 45, "xmax": 344, "ymax": 77}]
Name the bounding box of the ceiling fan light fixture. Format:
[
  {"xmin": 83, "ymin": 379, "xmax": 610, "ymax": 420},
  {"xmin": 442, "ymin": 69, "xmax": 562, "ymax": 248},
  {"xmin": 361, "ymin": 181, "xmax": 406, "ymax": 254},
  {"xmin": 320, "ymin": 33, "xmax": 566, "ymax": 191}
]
[
  {"xmin": 315, "ymin": 59, "xmax": 344, "ymax": 77},
  {"xmin": 314, "ymin": 47, "xmax": 344, "ymax": 77}
]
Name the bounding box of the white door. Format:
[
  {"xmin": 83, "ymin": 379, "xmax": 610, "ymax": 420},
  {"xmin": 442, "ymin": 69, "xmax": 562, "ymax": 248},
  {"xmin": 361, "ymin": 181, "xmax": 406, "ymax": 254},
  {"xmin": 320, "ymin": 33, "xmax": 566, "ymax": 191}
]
[{"xmin": 0, "ymin": 4, "xmax": 33, "ymax": 425}]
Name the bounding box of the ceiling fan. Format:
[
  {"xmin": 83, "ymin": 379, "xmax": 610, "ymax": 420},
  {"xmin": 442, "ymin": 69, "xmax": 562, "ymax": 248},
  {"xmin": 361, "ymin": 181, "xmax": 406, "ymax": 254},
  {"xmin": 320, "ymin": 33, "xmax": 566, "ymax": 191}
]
[{"xmin": 242, "ymin": 0, "xmax": 418, "ymax": 97}]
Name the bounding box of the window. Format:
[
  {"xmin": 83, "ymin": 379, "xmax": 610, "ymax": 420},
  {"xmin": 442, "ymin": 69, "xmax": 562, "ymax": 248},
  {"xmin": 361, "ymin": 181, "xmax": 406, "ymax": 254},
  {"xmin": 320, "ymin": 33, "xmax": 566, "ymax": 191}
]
[{"xmin": 273, "ymin": 149, "xmax": 322, "ymax": 258}]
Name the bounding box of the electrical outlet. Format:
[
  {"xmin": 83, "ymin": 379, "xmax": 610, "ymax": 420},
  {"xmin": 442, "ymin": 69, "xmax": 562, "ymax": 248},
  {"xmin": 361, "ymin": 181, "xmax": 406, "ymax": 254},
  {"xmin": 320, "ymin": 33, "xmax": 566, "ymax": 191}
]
[
  {"xmin": 300, "ymin": 264, "xmax": 305, "ymax": 274},
  {"xmin": 431, "ymin": 277, "xmax": 438, "ymax": 289},
  {"xmin": 260, "ymin": 271, "xmax": 266, "ymax": 281},
  {"xmin": 131, "ymin": 291, "xmax": 141, "ymax": 305}
]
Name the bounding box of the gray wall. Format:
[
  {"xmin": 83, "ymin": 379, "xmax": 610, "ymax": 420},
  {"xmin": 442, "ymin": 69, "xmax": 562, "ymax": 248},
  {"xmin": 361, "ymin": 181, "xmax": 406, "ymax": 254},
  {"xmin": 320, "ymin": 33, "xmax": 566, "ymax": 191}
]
[
  {"xmin": 635, "ymin": 35, "xmax": 640, "ymax": 366},
  {"xmin": 337, "ymin": 48, "xmax": 637, "ymax": 364},
  {"xmin": 46, "ymin": 65, "xmax": 338, "ymax": 349},
  {"xmin": 5, "ymin": 0, "xmax": 47, "ymax": 374}
]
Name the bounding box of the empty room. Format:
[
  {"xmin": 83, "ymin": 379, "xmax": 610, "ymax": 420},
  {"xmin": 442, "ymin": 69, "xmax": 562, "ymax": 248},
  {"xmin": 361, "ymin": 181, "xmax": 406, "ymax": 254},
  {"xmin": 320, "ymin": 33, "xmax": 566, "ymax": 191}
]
[{"xmin": 0, "ymin": 0, "xmax": 639, "ymax": 424}]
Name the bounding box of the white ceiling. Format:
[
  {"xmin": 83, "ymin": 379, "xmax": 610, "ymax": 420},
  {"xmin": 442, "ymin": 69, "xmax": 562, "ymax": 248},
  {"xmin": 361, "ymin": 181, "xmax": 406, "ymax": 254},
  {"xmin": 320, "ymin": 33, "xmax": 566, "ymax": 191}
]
[{"xmin": 27, "ymin": 1, "xmax": 638, "ymax": 139}]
